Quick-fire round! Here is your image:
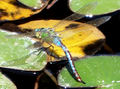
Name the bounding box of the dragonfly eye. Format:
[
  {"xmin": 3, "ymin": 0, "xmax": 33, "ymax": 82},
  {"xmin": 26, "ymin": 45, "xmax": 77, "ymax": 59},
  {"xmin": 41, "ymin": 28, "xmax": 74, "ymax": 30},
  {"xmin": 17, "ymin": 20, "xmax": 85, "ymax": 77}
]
[
  {"xmin": 36, "ymin": 32, "xmax": 41, "ymax": 38},
  {"xmin": 35, "ymin": 28, "xmax": 44, "ymax": 32}
]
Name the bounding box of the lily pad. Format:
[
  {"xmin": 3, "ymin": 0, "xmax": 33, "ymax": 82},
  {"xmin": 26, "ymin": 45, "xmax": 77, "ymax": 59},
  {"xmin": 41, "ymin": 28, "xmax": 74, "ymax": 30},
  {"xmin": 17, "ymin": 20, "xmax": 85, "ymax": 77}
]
[
  {"xmin": 17, "ymin": 0, "xmax": 49, "ymax": 9},
  {"xmin": 0, "ymin": 29, "xmax": 47, "ymax": 71},
  {"xmin": 17, "ymin": 20, "xmax": 105, "ymax": 58},
  {"xmin": 69, "ymin": 0, "xmax": 120, "ymax": 15},
  {"xmin": 0, "ymin": 72, "xmax": 17, "ymax": 89},
  {"xmin": 58, "ymin": 55, "xmax": 120, "ymax": 88},
  {"xmin": 0, "ymin": 0, "xmax": 48, "ymax": 21}
]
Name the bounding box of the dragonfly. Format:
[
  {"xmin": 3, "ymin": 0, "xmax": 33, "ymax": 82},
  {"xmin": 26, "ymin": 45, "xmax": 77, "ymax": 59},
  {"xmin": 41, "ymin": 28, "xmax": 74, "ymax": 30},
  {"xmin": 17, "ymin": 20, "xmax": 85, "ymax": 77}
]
[{"xmin": 3, "ymin": 1, "xmax": 111, "ymax": 84}]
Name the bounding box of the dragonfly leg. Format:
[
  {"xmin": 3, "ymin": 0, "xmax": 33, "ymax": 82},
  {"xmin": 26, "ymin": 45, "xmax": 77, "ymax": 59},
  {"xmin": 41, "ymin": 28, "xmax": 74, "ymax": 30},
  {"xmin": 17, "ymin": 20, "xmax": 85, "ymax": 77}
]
[
  {"xmin": 47, "ymin": 45, "xmax": 60, "ymax": 59},
  {"xmin": 47, "ymin": 55, "xmax": 52, "ymax": 63},
  {"xmin": 40, "ymin": 45, "xmax": 60, "ymax": 62},
  {"xmin": 29, "ymin": 50, "xmax": 42, "ymax": 55},
  {"xmin": 48, "ymin": 45, "xmax": 54, "ymax": 54},
  {"xmin": 41, "ymin": 36, "xmax": 54, "ymax": 54}
]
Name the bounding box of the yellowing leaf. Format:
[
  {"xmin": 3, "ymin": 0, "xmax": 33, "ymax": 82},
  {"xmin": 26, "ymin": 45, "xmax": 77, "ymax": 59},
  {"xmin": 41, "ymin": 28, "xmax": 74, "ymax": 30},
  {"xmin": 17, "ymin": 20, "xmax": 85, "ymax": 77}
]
[
  {"xmin": 18, "ymin": 20, "xmax": 105, "ymax": 58},
  {"xmin": 0, "ymin": 0, "xmax": 49, "ymax": 21}
]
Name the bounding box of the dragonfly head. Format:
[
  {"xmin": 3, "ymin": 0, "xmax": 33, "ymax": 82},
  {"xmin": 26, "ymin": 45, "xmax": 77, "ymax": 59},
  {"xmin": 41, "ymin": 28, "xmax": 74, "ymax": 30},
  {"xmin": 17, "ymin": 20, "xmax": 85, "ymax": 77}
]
[
  {"xmin": 35, "ymin": 28, "xmax": 44, "ymax": 32},
  {"xmin": 35, "ymin": 28, "xmax": 44, "ymax": 38},
  {"xmin": 35, "ymin": 27, "xmax": 58, "ymax": 39}
]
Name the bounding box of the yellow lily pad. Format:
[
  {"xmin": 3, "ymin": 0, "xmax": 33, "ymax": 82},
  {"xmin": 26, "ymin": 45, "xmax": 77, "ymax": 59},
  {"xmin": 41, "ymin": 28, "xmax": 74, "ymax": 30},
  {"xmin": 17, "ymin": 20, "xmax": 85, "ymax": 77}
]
[
  {"xmin": 0, "ymin": 0, "xmax": 48, "ymax": 21},
  {"xmin": 18, "ymin": 20, "xmax": 105, "ymax": 58}
]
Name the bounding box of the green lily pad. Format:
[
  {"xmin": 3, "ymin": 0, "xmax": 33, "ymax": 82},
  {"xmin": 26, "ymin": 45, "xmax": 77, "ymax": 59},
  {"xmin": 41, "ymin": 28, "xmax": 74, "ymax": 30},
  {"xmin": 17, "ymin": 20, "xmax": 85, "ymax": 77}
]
[
  {"xmin": 58, "ymin": 55, "xmax": 120, "ymax": 88},
  {"xmin": 0, "ymin": 29, "xmax": 47, "ymax": 71},
  {"xmin": 0, "ymin": 72, "xmax": 16, "ymax": 89},
  {"xmin": 69, "ymin": 0, "xmax": 120, "ymax": 15},
  {"xmin": 17, "ymin": 0, "xmax": 49, "ymax": 9}
]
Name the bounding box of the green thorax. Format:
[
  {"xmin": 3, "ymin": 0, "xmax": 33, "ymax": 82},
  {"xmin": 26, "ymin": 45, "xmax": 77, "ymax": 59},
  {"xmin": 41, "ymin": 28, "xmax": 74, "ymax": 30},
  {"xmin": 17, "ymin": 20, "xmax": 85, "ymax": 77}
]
[{"xmin": 35, "ymin": 28, "xmax": 57, "ymax": 42}]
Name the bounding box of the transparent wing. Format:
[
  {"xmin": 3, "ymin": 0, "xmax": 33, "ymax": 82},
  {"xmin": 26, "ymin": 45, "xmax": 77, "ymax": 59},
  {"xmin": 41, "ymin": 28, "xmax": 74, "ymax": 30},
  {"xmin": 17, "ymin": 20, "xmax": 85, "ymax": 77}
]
[
  {"xmin": 26, "ymin": 41, "xmax": 43, "ymax": 49},
  {"xmin": 86, "ymin": 16, "xmax": 111, "ymax": 27},
  {"xmin": 64, "ymin": 16, "xmax": 111, "ymax": 30},
  {"xmin": 5, "ymin": 30, "xmax": 35, "ymax": 38},
  {"xmin": 53, "ymin": 1, "xmax": 98, "ymax": 29},
  {"xmin": 2, "ymin": 50, "xmax": 46, "ymax": 66},
  {"xmin": 57, "ymin": 16, "xmax": 111, "ymax": 38}
]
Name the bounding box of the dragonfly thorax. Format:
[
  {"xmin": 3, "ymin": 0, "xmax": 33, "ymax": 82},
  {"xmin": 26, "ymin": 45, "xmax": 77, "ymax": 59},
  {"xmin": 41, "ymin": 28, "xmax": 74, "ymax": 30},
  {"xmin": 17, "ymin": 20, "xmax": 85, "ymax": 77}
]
[{"xmin": 35, "ymin": 28, "xmax": 58, "ymax": 39}]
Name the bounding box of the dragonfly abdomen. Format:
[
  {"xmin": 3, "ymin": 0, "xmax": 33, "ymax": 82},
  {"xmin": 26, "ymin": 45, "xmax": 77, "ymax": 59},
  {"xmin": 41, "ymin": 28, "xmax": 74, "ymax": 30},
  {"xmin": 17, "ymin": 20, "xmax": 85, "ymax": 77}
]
[{"xmin": 58, "ymin": 39, "xmax": 85, "ymax": 84}]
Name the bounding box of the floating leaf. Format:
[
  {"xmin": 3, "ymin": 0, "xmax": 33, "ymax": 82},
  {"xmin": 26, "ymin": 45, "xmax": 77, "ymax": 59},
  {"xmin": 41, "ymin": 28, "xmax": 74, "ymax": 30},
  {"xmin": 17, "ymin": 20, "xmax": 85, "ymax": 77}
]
[
  {"xmin": 0, "ymin": 0, "xmax": 48, "ymax": 21},
  {"xmin": 0, "ymin": 29, "xmax": 47, "ymax": 71},
  {"xmin": 0, "ymin": 72, "xmax": 17, "ymax": 89},
  {"xmin": 69, "ymin": 0, "xmax": 120, "ymax": 15},
  {"xmin": 18, "ymin": 20, "xmax": 105, "ymax": 58},
  {"xmin": 58, "ymin": 55, "xmax": 120, "ymax": 88},
  {"xmin": 17, "ymin": 0, "xmax": 49, "ymax": 9}
]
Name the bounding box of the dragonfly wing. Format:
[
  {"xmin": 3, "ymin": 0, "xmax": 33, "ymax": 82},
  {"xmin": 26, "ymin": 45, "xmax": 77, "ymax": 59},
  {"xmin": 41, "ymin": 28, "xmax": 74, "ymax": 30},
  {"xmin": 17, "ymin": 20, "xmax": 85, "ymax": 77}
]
[
  {"xmin": 1, "ymin": 50, "xmax": 45, "ymax": 66},
  {"xmin": 57, "ymin": 23, "xmax": 93, "ymax": 38},
  {"xmin": 86, "ymin": 16, "xmax": 111, "ymax": 27},
  {"xmin": 53, "ymin": 1, "xmax": 98, "ymax": 29},
  {"xmin": 57, "ymin": 16, "xmax": 111, "ymax": 38},
  {"xmin": 5, "ymin": 30, "xmax": 35, "ymax": 38},
  {"xmin": 2, "ymin": 54, "xmax": 31, "ymax": 66},
  {"xmin": 26, "ymin": 41, "xmax": 43, "ymax": 49},
  {"xmin": 25, "ymin": 51, "xmax": 47, "ymax": 69},
  {"xmin": 60, "ymin": 29, "xmax": 93, "ymax": 43}
]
